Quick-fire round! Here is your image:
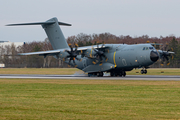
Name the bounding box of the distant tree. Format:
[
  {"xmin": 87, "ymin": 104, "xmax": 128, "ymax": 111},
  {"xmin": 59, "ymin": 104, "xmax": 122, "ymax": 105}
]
[
  {"xmin": 26, "ymin": 44, "xmax": 43, "ymax": 68},
  {"xmin": 168, "ymin": 37, "xmax": 180, "ymax": 66}
]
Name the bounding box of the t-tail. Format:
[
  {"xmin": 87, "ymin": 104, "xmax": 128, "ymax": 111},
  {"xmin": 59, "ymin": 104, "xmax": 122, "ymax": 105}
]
[{"xmin": 6, "ymin": 17, "xmax": 70, "ymax": 50}]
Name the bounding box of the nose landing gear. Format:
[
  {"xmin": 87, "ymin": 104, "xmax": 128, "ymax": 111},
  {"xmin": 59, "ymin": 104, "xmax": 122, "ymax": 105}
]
[{"xmin": 141, "ymin": 69, "xmax": 147, "ymax": 74}]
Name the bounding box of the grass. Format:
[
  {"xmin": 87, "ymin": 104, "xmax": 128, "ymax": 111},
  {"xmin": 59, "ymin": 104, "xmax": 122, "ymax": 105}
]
[
  {"xmin": 0, "ymin": 68, "xmax": 80, "ymax": 75},
  {"xmin": 0, "ymin": 68, "xmax": 180, "ymax": 76},
  {"xmin": 128, "ymin": 68, "xmax": 180, "ymax": 76},
  {"xmin": 0, "ymin": 79, "xmax": 180, "ymax": 119}
]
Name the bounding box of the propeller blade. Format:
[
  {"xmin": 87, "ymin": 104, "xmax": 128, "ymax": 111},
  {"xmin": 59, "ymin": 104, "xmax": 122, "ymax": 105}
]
[
  {"xmin": 73, "ymin": 60, "xmax": 75, "ymax": 64},
  {"xmin": 75, "ymin": 57, "xmax": 80, "ymax": 61},
  {"xmin": 69, "ymin": 59, "xmax": 71, "ymax": 64},
  {"xmin": 70, "ymin": 47, "xmax": 73, "ymax": 52},
  {"xmin": 93, "ymin": 48, "xmax": 98, "ymax": 53},
  {"xmin": 75, "ymin": 43, "xmax": 78, "ymax": 52},
  {"xmin": 165, "ymin": 56, "xmax": 169, "ymax": 61},
  {"xmin": 66, "ymin": 51, "xmax": 71, "ymax": 54}
]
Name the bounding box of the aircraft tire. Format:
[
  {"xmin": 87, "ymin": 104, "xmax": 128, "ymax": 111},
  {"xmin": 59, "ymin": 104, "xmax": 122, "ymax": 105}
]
[
  {"xmin": 97, "ymin": 72, "xmax": 103, "ymax": 77},
  {"xmin": 119, "ymin": 72, "xmax": 122, "ymax": 77},
  {"xmin": 141, "ymin": 70, "xmax": 147, "ymax": 74},
  {"xmin": 122, "ymin": 71, "xmax": 126, "ymax": 77},
  {"xmin": 88, "ymin": 73, "xmax": 92, "ymax": 77},
  {"xmin": 144, "ymin": 70, "xmax": 147, "ymax": 74},
  {"xmin": 115, "ymin": 73, "xmax": 118, "ymax": 77},
  {"xmin": 100, "ymin": 72, "xmax": 103, "ymax": 77},
  {"xmin": 110, "ymin": 72, "xmax": 115, "ymax": 77}
]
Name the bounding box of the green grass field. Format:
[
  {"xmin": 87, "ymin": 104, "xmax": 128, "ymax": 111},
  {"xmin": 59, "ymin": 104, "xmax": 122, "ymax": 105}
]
[
  {"xmin": 0, "ymin": 79, "xmax": 180, "ymax": 119},
  {"xmin": 0, "ymin": 68, "xmax": 180, "ymax": 75}
]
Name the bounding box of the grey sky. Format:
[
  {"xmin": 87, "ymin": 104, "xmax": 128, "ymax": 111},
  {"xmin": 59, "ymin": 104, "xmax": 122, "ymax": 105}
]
[{"xmin": 0, "ymin": 0, "xmax": 180, "ymax": 42}]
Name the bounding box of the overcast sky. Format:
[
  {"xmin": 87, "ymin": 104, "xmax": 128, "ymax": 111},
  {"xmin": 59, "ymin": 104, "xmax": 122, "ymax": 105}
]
[{"xmin": 0, "ymin": 0, "xmax": 180, "ymax": 42}]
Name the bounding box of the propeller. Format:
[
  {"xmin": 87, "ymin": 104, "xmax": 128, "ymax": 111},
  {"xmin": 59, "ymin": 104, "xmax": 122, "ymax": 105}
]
[
  {"xmin": 93, "ymin": 43, "xmax": 107, "ymax": 62},
  {"xmin": 158, "ymin": 47, "xmax": 174, "ymax": 66},
  {"xmin": 65, "ymin": 44, "xmax": 80, "ymax": 64}
]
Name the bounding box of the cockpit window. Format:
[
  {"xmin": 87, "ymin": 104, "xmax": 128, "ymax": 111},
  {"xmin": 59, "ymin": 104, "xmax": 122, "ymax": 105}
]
[
  {"xmin": 143, "ymin": 46, "xmax": 155, "ymax": 50},
  {"xmin": 149, "ymin": 47, "xmax": 154, "ymax": 50}
]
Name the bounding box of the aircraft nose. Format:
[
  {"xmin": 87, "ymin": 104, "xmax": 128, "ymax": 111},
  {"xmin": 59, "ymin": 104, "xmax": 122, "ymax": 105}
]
[{"xmin": 150, "ymin": 51, "xmax": 159, "ymax": 62}]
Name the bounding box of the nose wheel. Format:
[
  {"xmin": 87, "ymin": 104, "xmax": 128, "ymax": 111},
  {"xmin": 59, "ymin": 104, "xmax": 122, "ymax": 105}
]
[{"xmin": 141, "ymin": 69, "xmax": 147, "ymax": 74}]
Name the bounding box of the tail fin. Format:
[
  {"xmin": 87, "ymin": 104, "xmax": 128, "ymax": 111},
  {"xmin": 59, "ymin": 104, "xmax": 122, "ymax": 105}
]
[{"xmin": 6, "ymin": 17, "xmax": 70, "ymax": 50}]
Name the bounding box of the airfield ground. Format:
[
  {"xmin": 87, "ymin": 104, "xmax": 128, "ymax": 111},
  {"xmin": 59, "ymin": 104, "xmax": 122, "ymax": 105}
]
[
  {"xmin": 0, "ymin": 79, "xmax": 180, "ymax": 119},
  {"xmin": 0, "ymin": 68, "xmax": 180, "ymax": 75},
  {"xmin": 0, "ymin": 68, "xmax": 180, "ymax": 119}
]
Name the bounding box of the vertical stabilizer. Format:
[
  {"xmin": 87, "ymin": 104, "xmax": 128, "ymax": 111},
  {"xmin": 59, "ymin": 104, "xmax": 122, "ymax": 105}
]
[
  {"xmin": 42, "ymin": 17, "xmax": 69, "ymax": 50},
  {"xmin": 6, "ymin": 17, "xmax": 71, "ymax": 50}
]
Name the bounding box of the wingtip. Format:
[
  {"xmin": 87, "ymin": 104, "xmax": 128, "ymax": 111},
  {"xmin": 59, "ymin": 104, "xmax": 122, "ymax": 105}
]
[{"xmin": 5, "ymin": 24, "xmax": 11, "ymax": 26}]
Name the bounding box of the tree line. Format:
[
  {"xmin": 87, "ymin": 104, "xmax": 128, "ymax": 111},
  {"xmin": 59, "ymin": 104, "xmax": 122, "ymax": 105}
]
[{"xmin": 1, "ymin": 33, "xmax": 180, "ymax": 68}]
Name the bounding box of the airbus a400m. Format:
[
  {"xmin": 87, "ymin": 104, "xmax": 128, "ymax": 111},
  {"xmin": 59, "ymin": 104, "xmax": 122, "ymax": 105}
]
[{"xmin": 6, "ymin": 17, "xmax": 174, "ymax": 77}]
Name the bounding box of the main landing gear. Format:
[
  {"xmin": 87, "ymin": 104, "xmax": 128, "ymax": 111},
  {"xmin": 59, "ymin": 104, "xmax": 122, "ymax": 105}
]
[
  {"xmin": 88, "ymin": 71, "xmax": 126, "ymax": 77},
  {"xmin": 88, "ymin": 72, "xmax": 103, "ymax": 77},
  {"xmin": 141, "ymin": 69, "xmax": 147, "ymax": 74},
  {"xmin": 110, "ymin": 71, "xmax": 126, "ymax": 77}
]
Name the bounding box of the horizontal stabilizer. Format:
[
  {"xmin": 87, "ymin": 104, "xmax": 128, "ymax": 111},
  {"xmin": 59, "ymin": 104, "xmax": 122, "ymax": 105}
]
[
  {"xmin": 58, "ymin": 22, "xmax": 71, "ymax": 26},
  {"xmin": 6, "ymin": 21, "xmax": 71, "ymax": 26}
]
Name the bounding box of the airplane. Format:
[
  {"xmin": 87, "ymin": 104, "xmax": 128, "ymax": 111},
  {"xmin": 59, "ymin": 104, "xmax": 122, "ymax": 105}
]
[{"xmin": 6, "ymin": 17, "xmax": 175, "ymax": 77}]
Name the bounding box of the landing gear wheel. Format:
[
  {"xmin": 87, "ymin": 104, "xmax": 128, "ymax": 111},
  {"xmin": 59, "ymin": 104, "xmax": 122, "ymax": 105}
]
[
  {"xmin": 88, "ymin": 72, "xmax": 98, "ymax": 77},
  {"xmin": 97, "ymin": 72, "xmax": 103, "ymax": 77},
  {"xmin": 110, "ymin": 72, "xmax": 115, "ymax": 77},
  {"xmin": 88, "ymin": 73, "xmax": 92, "ymax": 77},
  {"xmin": 122, "ymin": 71, "xmax": 126, "ymax": 77},
  {"xmin": 119, "ymin": 72, "xmax": 122, "ymax": 77},
  {"xmin": 144, "ymin": 70, "xmax": 147, "ymax": 74},
  {"xmin": 141, "ymin": 69, "xmax": 147, "ymax": 74}
]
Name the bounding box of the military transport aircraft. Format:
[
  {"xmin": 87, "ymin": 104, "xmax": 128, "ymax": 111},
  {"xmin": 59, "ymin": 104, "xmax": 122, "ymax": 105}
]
[{"xmin": 6, "ymin": 17, "xmax": 174, "ymax": 77}]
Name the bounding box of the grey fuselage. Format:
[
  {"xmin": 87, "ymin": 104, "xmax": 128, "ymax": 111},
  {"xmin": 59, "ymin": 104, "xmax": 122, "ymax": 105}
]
[{"xmin": 61, "ymin": 43, "xmax": 157, "ymax": 73}]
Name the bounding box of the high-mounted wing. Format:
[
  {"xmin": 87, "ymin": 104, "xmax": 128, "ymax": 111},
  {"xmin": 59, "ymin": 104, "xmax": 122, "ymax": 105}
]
[
  {"xmin": 18, "ymin": 49, "xmax": 62, "ymax": 56},
  {"xmin": 18, "ymin": 44, "xmax": 109, "ymax": 58}
]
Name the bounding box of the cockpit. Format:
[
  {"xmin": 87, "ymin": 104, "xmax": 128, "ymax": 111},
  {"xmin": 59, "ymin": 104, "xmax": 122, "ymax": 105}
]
[
  {"xmin": 149, "ymin": 47, "xmax": 155, "ymax": 50},
  {"xmin": 142, "ymin": 46, "xmax": 155, "ymax": 50}
]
